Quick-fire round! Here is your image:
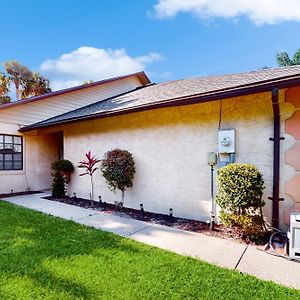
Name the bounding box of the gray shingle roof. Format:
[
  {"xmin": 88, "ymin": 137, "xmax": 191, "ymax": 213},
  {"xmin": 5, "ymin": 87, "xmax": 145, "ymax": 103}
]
[
  {"xmin": 21, "ymin": 66, "xmax": 300, "ymax": 131},
  {"xmin": 0, "ymin": 71, "xmax": 150, "ymax": 112}
]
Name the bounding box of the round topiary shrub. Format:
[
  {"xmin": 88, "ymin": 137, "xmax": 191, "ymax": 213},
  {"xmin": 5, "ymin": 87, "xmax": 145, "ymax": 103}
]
[
  {"xmin": 51, "ymin": 159, "xmax": 74, "ymax": 173},
  {"xmin": 216, "ymin": 163, "xmax": 266, "ymax": 242},
  {"xmin": 216, "ymin": 163, "xmax": 265, "ymax": 214},
  {"xmin": 101, "ymin": 149, "xmax": 135, "ymax": 206}
]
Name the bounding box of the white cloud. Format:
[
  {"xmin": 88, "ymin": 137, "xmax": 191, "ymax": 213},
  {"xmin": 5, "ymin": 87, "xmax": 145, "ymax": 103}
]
[
  {"xmin": 40, "ymin": 47, "xmax": 162, "ymax": 90},
  {"xmin": 153, "ymin": 0, "xmax": 300, "ymax": 25}
]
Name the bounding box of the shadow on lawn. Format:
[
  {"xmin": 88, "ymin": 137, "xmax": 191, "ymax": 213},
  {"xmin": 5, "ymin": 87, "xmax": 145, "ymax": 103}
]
[
  {"xmin": 1, "ymin": 201, "xmax": 300, "ymax": 300},
  {"xmin": 0, "ymin": 201, "xmax": 142, "ymax": 299}
]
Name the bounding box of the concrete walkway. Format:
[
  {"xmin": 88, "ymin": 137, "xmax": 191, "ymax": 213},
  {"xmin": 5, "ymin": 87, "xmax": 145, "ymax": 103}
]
[{"xmin": 2, "ymin": 192, "xmax": 300, "ymax": 290}]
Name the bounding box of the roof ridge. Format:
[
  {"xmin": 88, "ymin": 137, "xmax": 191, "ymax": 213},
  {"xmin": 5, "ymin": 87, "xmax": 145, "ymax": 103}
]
[
  {"xmin": 156, "ymin": 65, "xmax": 300, "ymax": 85},
  {"xmin": 24, "ymin": 84, "xmax": 153, "ymax": 129}
]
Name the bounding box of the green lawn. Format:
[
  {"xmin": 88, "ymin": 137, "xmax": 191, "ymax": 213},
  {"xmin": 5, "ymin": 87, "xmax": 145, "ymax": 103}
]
[{"xmin": 0, "ymin": 201, "xmax": 299, "ymax": 300}]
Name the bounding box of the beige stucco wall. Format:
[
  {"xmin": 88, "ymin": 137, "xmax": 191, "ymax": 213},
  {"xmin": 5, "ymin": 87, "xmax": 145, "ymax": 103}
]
[
  {"xmin": 0, "ymin": 122, "xmax": 59, "ymax": 194},
  {"xmin": 32, "ymin": 90, "xmax": 291, "ymax": 223},
  {"xmin": 0, "ymin": 74, "xmax": 145, "ymax": 195},
  {"xmin": 2, "ymin": 88, "xmax": 294, "ymax": 226}
]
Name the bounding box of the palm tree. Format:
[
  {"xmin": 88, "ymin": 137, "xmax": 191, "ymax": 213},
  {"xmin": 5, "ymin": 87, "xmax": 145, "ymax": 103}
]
[
  {"xmin": 3, "ymin": 61, "xmax": 52, "ymax": 100},
  {"xmin": 276, "ymin": 49, "xmax": 300, "ymax": 67},
  {"xmin": 3, "ymin": 60, "xmax": 32, "ymax": 100},
  {"xmin": 21, "ymin": 72, "xmax": 51, "ymax": 98}
]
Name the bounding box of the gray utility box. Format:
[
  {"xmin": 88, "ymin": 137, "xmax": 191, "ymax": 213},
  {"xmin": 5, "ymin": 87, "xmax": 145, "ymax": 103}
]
[{"xmin": 289, "ymin": 213, "xmax": 300, "ymax": 260}]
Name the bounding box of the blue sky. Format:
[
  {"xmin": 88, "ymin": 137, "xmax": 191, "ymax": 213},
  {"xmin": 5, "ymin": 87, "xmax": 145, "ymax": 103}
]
[{"xmin": 1, "ymin": 0, "xmax": 300, "ymax": 90}]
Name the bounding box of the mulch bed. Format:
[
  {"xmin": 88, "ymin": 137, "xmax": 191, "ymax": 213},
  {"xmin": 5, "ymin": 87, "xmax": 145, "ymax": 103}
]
[{"xmin": 44, "ymin": 195, "xmax": 270, "ymax": 245}]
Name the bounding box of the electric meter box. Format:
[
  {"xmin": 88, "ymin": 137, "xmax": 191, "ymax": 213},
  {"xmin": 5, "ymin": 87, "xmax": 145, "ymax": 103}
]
[
  {"xmin": 289, "ymin": 213, "xmax": 300, "ymax": 260},
  {"xmin": 218, "ymin": 129, "xmax": 235, "ymax": 154}
]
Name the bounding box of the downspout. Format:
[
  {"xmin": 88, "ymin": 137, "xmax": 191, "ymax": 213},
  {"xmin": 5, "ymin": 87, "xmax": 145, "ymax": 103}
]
[{"xmin": 269, "ymin": 88, "xmax": 284, "ymax": 229}]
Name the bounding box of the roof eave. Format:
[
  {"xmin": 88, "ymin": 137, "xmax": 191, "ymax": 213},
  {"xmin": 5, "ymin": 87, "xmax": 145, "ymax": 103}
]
[
  {"xmin": 0, "ymin": 71, "xmax": 150, "ymax": 111},
  {"xmin": 19, "ymin": 74, "xmax": 300, "ymax": 133}
]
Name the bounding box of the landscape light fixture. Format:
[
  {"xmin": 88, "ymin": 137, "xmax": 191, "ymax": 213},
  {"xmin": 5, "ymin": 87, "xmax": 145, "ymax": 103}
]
[
  {"xmin": 207, "ymin": 152, "xmax": 217, "ymax": 231},
  {"xmin": 140, "ymin": 203, "xmax": 144, "ymax": 215},
  {"xmin": 73, "ymin": 192, "xmax": 77, "ymax": 199},
  {"xmin": 169, "ymin": 208, "xmax": 173, "ymax": 218},
  {"xmin": 98, "ymin": 196, "xmax": 102, "ymax": 204}
]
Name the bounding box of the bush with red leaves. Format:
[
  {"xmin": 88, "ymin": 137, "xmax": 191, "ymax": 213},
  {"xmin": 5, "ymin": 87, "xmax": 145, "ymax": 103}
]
[{"xmin": 101, "ymin": 149, "xmax": 135, "ymax": 205}]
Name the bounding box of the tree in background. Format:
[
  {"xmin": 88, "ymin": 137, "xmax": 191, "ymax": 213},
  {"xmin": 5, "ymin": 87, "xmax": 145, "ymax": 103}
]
[
  {"xmin": 21, "ymin": 72, "xmax": 51, "ymax": 98},
  {"xmin": 4, "ymin": 60, "xmax": 32, "ymax": 100},
  {"xmin": 276, "ymin": 49, "xmax": 300, "ymax": 67},
  {"xmin": 0, "ymin": 72, "xmax": 11, "ymax": 104},
  {"xmin": 2, "ymin": 60, "xmax": 51, "ymax": 101},
  {"xmin": 82, "ymin": 80, "xmax": 94, "ymax": 85}
]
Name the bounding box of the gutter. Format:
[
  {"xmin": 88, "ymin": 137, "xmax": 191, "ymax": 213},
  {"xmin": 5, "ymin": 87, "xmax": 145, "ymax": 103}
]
[{"xmin": 268, "ymin": 89, "xmax": 284, "ymax": 229}]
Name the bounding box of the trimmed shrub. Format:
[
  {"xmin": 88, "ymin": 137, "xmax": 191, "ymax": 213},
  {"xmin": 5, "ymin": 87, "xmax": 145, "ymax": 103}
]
[
  {"xmin": 51, "ymin": 159, "xmax": 74, "ymax": 197},
  {"xmin": 51, "ymin": 159, "xmax": 74, "ymax": 183},
  {"xmin": 51, "ymin": 159, "xmax": 74, "ymax": 173},
  {"xmin": 216, "ymin": 163, "xmax": 266, "ymax": 242},
  {"xmin": 101, "ymin": 149, "xmax": 135, "ymax": 205},
  {"xmin": 216, "ymin": 163, "xmax": 265, "ymax": 214},
  {"xmin": 51, "ymin": 172, "xmax": 66, "ymax": 198}
]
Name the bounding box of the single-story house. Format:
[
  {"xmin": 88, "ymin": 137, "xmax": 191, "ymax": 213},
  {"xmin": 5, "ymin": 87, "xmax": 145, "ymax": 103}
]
[{"xmin": 1, "ymin": 66, "xmax": 300, "ymax": 228}]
